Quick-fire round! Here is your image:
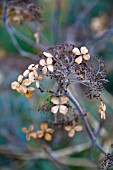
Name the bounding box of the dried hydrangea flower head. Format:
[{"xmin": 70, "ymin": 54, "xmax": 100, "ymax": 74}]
[
  {"xmin": 36, "ymin": 122, "xmax": 54, "ymax": 141},
  {"xmin": 22, "ymin": 124, "xmax": 37, "ymax": 141},
  {"xmin": 3, "ymin": 0, "xmax": 42, "ymax": 24},
  {"xmin": 64, "ymin": 120, "xmax": 83, "ymax": 137},
  {"xmin": 99, "ymin": 101, "xmax": 106, "ymax": 119}
]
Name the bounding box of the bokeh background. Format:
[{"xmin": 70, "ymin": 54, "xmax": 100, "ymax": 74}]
[{"xmin": 0, "ymin": 0, "xmax": 113, "ymax": 169}]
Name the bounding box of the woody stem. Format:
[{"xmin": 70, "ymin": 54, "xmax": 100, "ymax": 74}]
[{"xmin": 66, "ymin": 89, "xmax": 107, "ymax": 155}]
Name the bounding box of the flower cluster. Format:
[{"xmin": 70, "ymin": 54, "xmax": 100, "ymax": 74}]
[
  {"xmin": 22, "ymin": 123, "xmax": 54, "ymax": 141},
  {"xmin": 11, "ymin": 43, "xmax": 107, "ymax": 141},
  {"xmin": 1, "ymin": 0, "xmax": 42, "ymax": 24}
]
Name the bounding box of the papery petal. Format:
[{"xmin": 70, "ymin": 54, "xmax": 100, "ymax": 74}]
[
  {"xmin": 27, "ymin": 87, "xmax": 35, "ymax": 93},
  {"xmin": 40, "ymin": 122, "xmax": 48, "ymax": 131},
  {"xmin": 17, "ymin": 85, "xmax": 27, "ymax": 94},
  {"xmin": 47, "ymin": 65, "xmax": 54, "ymax": 72},
  {"xmin": 29, "ymin": 72, "xmax": 35, "ymax": 82},
  {"xmin": 51, "ymin": 105, "xmax": 59, "ymax": 114},
  {"xmin": 29, "ymin": 132, "xmax": 37, "ymax": 139},
  {"xmin": 64, "ymin": 126, "xmax": 72, "ymax": 131},
  {"xmin": 68, "ymin": 129, "xmax": 75, "ymax": 137},
  {"xmin": 42, "ymin": 66, "xmax": 47, "ymax": 74},
  {"xmin": 47, "ymin": 57, "xmax": 53, "ymax": 65},
  {"xmin": 24, "ymin": 92, "xmax": 32, "ymax": 98},
  {"xmin": 26, "ymin": 134, "xmax": 31, "ymax": 141},
  {"xmin": 51, "ymin": 97, "xmax": 59, "ymax": 104},
  {"xmin": 83, "ymin": 54, "xmax": 90, "ymax": 61},
  {"xmin": 37, "ymin": 130, "xmax": 44, "ymax": 138},
  {"xmin": 33, "ymin": 70, "xmax": 38, "ymax": 77},
  {"xmin": 80, "ymin": 46, "xmax": 88, "ymax": 54},
  {"xmin": 45, "ymin": 133, "xmax": 52, "ymax": 141},
  {"xmin": 22, "ymin": 79, "xmax": 32, "ymax": 86},
  {"xmin": 60, "ymin": 96, "xmax": 68, "ymax": 104},
  {"xmin": 35, "ymin": 64, "xmax": 39, "ymax": 69},
  {"xmin": 59, "ymin": 105, "xmax": 68, "ymax": 114},
  {"xmin": 18, "ymin": 75, "xmax": 23, "ymax": 83},
  {"xmin": 74, "ymin": 125, "xmax": 83, "ymax": 131},
  {"xmin": 22, "ymin": 127, "xmax": 28, "ymax": 133},
  {"xmin": 72, "ymin": 47, "xmax": 81, "ymax": 55},
  {"xmin": 101, "ymin": 111, "xmax": 106, "ymax": 119},
  {"xmin": 43, "ymin": 52, "xmax": 53, "ymax": 58},
  {"xmin": 46, "ymin": 128, "xmax": 54, "ymax": 133},
  {"xmin": 11, "ymin": 81, "xmax": 20, "ymax": 90},
  {"xmin": 36, "ymin": 80, "xmax": 40, "ymax": 88},
  {"xmin": 29, "ymin": 124, "xmax": 34, "ymax": 132},
  {"xmin": 75, "ymin": 56, "xmax": 83, "ymax": 64},
  {"xmin": 23, "ymin": 70, "xmax": 30, "ymax": 77},
  {"xmin": 39, "ymin": 59, "xmax": 46, "ymax": 66},
  {"xmin": 28, "ymin": 64, "xmax": 35, "ymax": 70}
]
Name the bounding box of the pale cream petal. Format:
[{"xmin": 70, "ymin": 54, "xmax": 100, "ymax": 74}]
[
  {"xmin": 75, "ymin": 56, "xmax": 83, "ymax": 64},
  {"xmin": 27, "ymin": 87, "xmax": 35, "ymax": 93},
  {"xmin": 45, "ymin": 133, "xmax": 52, "ymax": 141},
  {"xmin": 28, "ymin": 64, "xmax": 35, "ymax": 70},
  {"xmin": 68, "ymin": 129, "xmax": 75, "ymax": 137},
  {"xmin": 64, "ymin": 126, "xmax": 72, "ymax": 131},
  {"xmin": 33, "ymin": 70, "xmax": 38, "ymax": 77},
  {"xmin": 29, "ymin": 132, "xmax": 37, "ymax": 139},
  {"xmin": 47, "ymin": 57, "xmax": 53, "ymax": 65},
  {"xmin": 101, "ymin": 111, "xmax": 106, "ymax": 119},
  {"xmin": 39, "ymin": 59, "xmax": 46, "ymax": 66},
  {"xmin": 42, "ymin": 66, "xmax": 47, "ymax": 74},
  {"xmin": 35, "ymin": 64, "xmax": 39, "ymax": 69},
  {"xmin": 22, "ymin": 127, "xmax": 28, "ymax": 133},
  {"xmin": 11, "ymin": 81, "xmax": 20, "ymax": 90},
  {"xmin": 29, "ymin": 72, "xmax": 35, "ymax": 82},
  {"xmin": 51, "ymin": 105, "xmax": 59, "ymax": 114},
  {"xmin": 59, "ymin": 105, "xmax": 68, "ymax": 114},
  {"xmin": 83, "ymin": 54, "xmax": 90, "ymax": 61},
  {"xmin": 80, "ymin": 46, "xmax": 88, "ymax": 54},
  {"xmin": 26, "ymin": 134, "xmax": 31, "ymax": 141},
  {"xmin": 46, "ymin": 128, "xmax": 54, "ymax": 133},
  {"xmin": 29, "ymin": 124, "xmax": 34, "ymax": 132},
  {"xmin": 37, "ymin": 130, "xmax": 44, "ymax": 138},
  {"xmin": 51, "ymin": 97, "xmax": 59, "ymax": 104},
  {"xmin": 43, "ymin": 52, "xmax": 53, "ymax": 58},
  {"xmin": 36, "ymin": 80, "xmax": 40, "ymax": 88},
  {"xmin": 23, "ymin": 70, "xmax": 30, "ymax": 77},
  {"xmin": 17, "ymin": 85, "xmax": 27, "ymax": 94},
  {"xmin": 47, "ymin": 65, "xmax": 54, "ymax": 72},
  {"xmin": 18, "ymin": 75, "xmax": 23, "ymax": 83},
  {"xmin": 60, "ymin": 96, "xmax": 68, "ymax": 104},
  {"xmin": 72, "ymin": 47, "xmax": 81, "ymax": 55},
  {"xmin": 40, "ymin": 122, "xmax": 48, "ymax": 131},
  {"xmin": 22, "ymin": 79, "xmax": 32, "ymax": 86},
  {"xmin": 74, "ymin": 125, "xmax": 83, "ymax": 131}
]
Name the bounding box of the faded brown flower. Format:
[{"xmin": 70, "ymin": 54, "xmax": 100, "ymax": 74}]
[{"xmin": 22, "ymin": 125, "xmax": 37, "ymax": 141}]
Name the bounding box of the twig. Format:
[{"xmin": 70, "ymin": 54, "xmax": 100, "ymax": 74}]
[
  {"xmin": 66, "ymin": 89, "xmax": 107, "ymax": 156},
  {"xmin": 11, "ymin": 26, "xmax": 47, "ymax": 51}
]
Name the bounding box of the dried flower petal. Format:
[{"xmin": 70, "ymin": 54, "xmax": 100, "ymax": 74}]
[
  {"xmin": 74, "ymin": 125, "xmax": 83, "ymax": 131},
  {"xmin": 51, "ymin": 105, "xmax": 59, "ymax": 114},
  {"xmin": 46, "ymin": 128, "xmax": 54, "ymax": 133},
  {"xmin": 45, "ymin": 133, "xmax": 52, "ymax": 141},
  {"xmin": 37, "ymin": 130, "xmax": 44, "ymax": 138},
  {"xmin": 60, "ymin": 96, "xmax": 68, "ymax": 104},
  {"xmin": 68, "ymin": 129, "xmax": 75, "ymax": 137},
  {"xmin": 11, "ymin": 81, "xmax": 20, "ymax": 90},
  {"xmin": 28, "ymin": 64, "xmax": 35, "ymax": 70},
  {"xmin": 83, "ymin": 54, "xmax": 90, "ymax": 61},
  {"xmin": 75, "ymin": 56, "xmax": 83, "ymax": 64},
  {"xmin": 39, "ymin": 59, "xmax": 46, "ymax": 66},
  {"xmin": 36, "ymin": 80, "xmax": 40, "ymax": 88},
  {"xmin": 23, "ymin": 70, "xmax": 30, "ymax": 77},
  {"xmin": 22, "ymin": 127, "xmax": 28, "ymax": 133},
  {"xmin": 72, "ymin": 47, "xmax": 81, "ymax": 55},
  {"xmin": 23, "ymin": 79, "xmax": 32, "ymax": 86},
  {"xmin": 43, "ymin": 52, "xmax": 53, "ymax": 58},
  {"xmin": 59, "ymin": 105, "xmax": 68, "ymax": 114},
  {"xmin": 80, "ymin": 46, "xmax": 88, "ymax": 54},
  {"xmin": 40, "ymin": 122, "xmax": 48, "ymax": 131},
  {"xmin": 51, "ymin": 97, "xmax": 59, "ymax": 104},
  {"xmin": 42, "ymin": 66, "xmax": 47, "ymax": 74},
  {"xmin": 18, "ymin": 75, "xmax": 23, "ymax": 83}
]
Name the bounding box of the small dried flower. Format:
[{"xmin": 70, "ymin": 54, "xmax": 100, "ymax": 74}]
[
  {"xmin": 72, "ymin": 46, "xmax": 90, "ymax": 64},
  {"xmin": 24, "ymin": 87, "xmax": 36, "ymax": 98},
  {"xmin": 36, "ymin": 122, "xmax": 54, "ymax": 141},
  {"xmin": 64, "ymin": 121, "xmax": 83, "ymax": 137},
  {"xmin": 99, "ymin": 101, "xmax": 106, "ymax": 119},
  {"xmin": 22, "ymin": 125, "xmax": 37, "ymax": 141},
  {"xmin": 51, "ymin": 96, "xmax": 68, "ymax": 114},
  {"xmin": 39, "ymin": 57, "xmax": 53, "ymax": 74}
]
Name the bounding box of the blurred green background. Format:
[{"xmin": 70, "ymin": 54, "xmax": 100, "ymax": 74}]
[{"xmin": 0, "ymin": 0, "xmax": 113, "ymax": 169}]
